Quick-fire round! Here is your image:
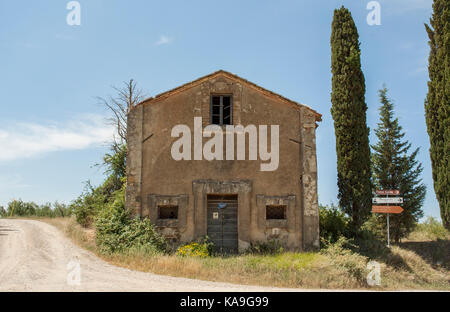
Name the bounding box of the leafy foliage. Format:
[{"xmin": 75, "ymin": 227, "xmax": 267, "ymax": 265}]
[
  {"xmin": 5, "ymin": 199, "xmax": 71, "ymax": 218},
  {"xmin": 424, "ymin": 0, "xmax": 450, "ymax": 230},
  {"xmin": 414, "ymin": 216, "xmax": 450, "ymax": 241},
  {"xmin": 176, "ymin": 238, "xmax": 214, "ymax": 258},
  {"xmin": 320, "ymin": 237, "xmax": 368, "ymax": 286},
  {"xmin": 372, "ymin": 87, "xmax": 426, "ymax": 242},
  {"xmin": 94, "ymin": 185, "xmax": 168, "ymax": 254},
  {"xmin": 101, "ymin": 143, "xmax": 127, "ymax": 195},
  {"xmin": 71, "ymin": 144, "xmax": 127, "ymax": 227},
  {"xmin": 330, "ymin": 6, "xmax": 372, "ymax": 230},
  {"xmin": 70, "ymin": 182, "xmax": 108, "ymax": 227},
  {"xmin": 319, "ymin": 204, "xmax": 350, "ymax": 245}
]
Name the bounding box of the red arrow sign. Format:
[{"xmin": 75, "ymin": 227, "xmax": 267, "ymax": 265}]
[
  {"xmin": 375, "ymin": 190, "xmax": 400, "ymax": 195},
  {"xmin": 372, "ymin": 206, "xmax": 404, "ymax": 214}
]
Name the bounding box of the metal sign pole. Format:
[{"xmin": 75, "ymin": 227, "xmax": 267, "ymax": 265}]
[
  {"xmin": 386, "ymin": 193, "xmax": 389, "ymax": 248},
  {"xmin": 387, "ymin": 213, "xmax": 390, "ymax": 248}
]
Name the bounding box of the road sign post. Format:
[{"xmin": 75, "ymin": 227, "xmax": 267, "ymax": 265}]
[
  {"xmin": 372, "ymin": 190, "xmax": 403, "ymax": 248},
  {"xmin": 387, "ymin": 213, "xmax": 390, "ymax": 248}
]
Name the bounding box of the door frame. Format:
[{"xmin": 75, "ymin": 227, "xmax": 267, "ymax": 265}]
[{"xmin": 192, "ymin": 180, "xmax": 252, "ymax": 251}]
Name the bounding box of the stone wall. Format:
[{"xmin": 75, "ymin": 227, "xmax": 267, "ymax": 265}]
[
  {"xmin": 300, "ymin": 107, "xmax": 320, "ymax": 249},
  {"xmin": 125, "ymin": 72, "xmax": 321, "ymax": 251},
  {"xmin": 125, "ymin": 104, "xmax": 143, "ymax": 217}
]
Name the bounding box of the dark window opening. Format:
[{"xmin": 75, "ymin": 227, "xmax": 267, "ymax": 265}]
[
  {"xmin": 158, "ymin": 205, "xmax": 178, "ymax": 219},
  {"xmin": 266, "ymin": 205, "xmax": 286, "ymax": 220},
  {"xmin": 210, "ymin": 95, "xmax": 232, "ymax": 125}
]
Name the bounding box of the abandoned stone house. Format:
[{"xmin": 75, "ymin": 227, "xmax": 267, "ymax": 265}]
[{"xmin": 126, "ymin": 70, "xmax": 321, "ymax": 252}]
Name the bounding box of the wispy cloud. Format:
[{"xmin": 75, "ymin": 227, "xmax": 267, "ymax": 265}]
[
  {"xmin": 0, "ymin": 114, "xmax": 115, "ymax": 162},
  {"xmin": 155, "ymin": 35, "xmax": 173, "ymax": 46}
]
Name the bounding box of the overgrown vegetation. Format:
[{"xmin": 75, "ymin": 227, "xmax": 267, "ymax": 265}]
[
  {"xmin": 1, "ymin": 199, "xmax": 71, "ymax": 218},
  {"xmin": 409, "ymin": 216, "xmax": 450, "ymax": 241},
  {"xmin": 94, "ymin": 184, "xmax": 167, "ymax": 255},
  {"xmin": 176, "ymin": 238, "xmax": 213, "ymax": 258},
  {"xmin": 70, "ymin": 143, "xmax": 127, "ymax": 227},
  {"xmin": 319, "ymin": 204, "xmax": 350, "ymax": 245}
]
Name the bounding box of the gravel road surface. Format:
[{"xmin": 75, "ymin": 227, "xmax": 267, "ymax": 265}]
[{"xmin": 0, "ymin": 219, "xmax": 298, "ymax": 292}]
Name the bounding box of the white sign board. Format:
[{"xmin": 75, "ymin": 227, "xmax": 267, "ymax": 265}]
[
  {"xmin": 372, "ymin": 197, "xmax": 403, "ymax": 204},
  {"xmin": 213, "ymin": 212, "xmax": 219, "ymax": 219}
]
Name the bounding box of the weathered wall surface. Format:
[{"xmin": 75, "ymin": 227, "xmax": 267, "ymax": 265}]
[
  {"xmin": 300, "ymin": 107, "xmax": 320, "ymax": 249},
  {"xmin": 126, "ymin": 73, "xmax": 320, "ymax": 250},
  {"xmin": 125, "ymin": 104, "xmax": 143, "ymax": 217}
]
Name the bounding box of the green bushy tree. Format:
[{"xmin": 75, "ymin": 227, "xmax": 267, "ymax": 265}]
[
  {"xmin": 372, "ymin": 87, "xmax": 426, "ymax": 242},
  {"xmin": 7, "ymin": 200, "xmax": 38, "ymax": 216},
  {"xmin": 330, "ymin": 6, "xmax": 372, "ymax": 230},
  {"xmin": 319, "ymin": 204, "xmax": 350, "ymax": 245},
  {"xmin": 4, "ymin": 200, "xmax": 70, "ymax": 218}
]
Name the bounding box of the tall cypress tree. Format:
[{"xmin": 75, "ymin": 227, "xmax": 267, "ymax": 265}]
[
  {"xmin": 424, "ymin": 0, "xmax": 449, "ymax": 230},
  {"xmin": 372, "ymin": 87, "xmax": 426, "ymax": 242},
  {"xmin": 330, "ymin": 7, "xmax": 372, "ymax": 230}
]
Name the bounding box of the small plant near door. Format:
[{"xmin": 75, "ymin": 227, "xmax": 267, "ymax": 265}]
[{"xmin": 176, "ymin": 236, "xmax": 214, "ymax": 258}]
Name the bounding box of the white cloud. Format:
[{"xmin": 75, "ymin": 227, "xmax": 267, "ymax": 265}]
[
  {"xmin": 155, "ymin": 35, "xmax": 173, "ymax": 46},
  {"xmin": 0, "ymin": 114, "xmax": 115, "ymax": 162}
]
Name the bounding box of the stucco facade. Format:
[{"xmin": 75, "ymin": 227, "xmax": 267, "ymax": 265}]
[{"xmin": 126, "ymin": 70, "xmax": 321, "ymax": 251}]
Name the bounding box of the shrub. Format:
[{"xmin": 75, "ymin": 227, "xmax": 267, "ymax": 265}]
[
  {"xmin": 94, "ymin": 186, "xmax": 167, "ymax": 254},
  {"xmin": 319, "ymin": 204, "xmax": 350, "ymax": 245},
  {"xmin": 53, "ymin": 201, "xmax": 72, "ymax": 217},
  {"xmin": 176, "ymin": 236, "xmax": 214, "ymax": 258},
  {"xmin": 246, "ymin": 239, "xmax": 284, "ymax": 255},
  {"xmin": 4, "ymin": 200, "xmax": 72, "ymax": 218},
  {"xmin": 176, "ymin": 242, "xmax": 211, "ymax": 258},
  {"xmin": 71, "ymin": 182, "xmax": 108, "ymax": 227},
  {"xmin": 321, "ymin": 237, "xmax": 368, "ymax": 286},
  {"xmin": 414, "ymin": 216, "xmax": 450, "ymax": 241},
  {"xmin": 7, "ymin": 199, "xmax": 38, "ymax": 216}
]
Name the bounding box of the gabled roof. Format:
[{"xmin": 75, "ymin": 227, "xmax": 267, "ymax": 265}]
[{"xmin": 136, "ymin": 70, "xmax": 322, "ymax": 122}]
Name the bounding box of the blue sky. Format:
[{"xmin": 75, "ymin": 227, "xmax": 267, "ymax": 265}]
[{"xmin": 0, "ymin": 0, "xmax": 440, "ymax": 220}]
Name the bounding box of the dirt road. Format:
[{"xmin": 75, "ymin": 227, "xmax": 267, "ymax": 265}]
[{"xmin": 0, "ymin": 219, "xmax": 296, "ymax": 292}]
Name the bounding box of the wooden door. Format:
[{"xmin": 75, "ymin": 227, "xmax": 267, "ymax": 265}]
[{"xmin": 207, "ymin": 194, "xmax": 238, "ymax": 253}]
